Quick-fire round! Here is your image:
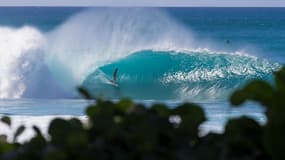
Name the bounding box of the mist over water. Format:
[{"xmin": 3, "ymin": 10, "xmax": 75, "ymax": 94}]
[
  {"xmin": 46, "ymin": 8, "xmax": 195, "ymax": 90},
  {"xmin": 0, "ymin": 8, "xmax": 280, "ymax": 100}
]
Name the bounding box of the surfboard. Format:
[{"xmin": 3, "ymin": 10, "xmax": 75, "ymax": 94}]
[
  {"xmin": 111, "ymin": 82, "xmax": 119, "ymax": 87},
  {"xmin": 107, "ymin": 80, "xmax": 119, "ymax": 87}
]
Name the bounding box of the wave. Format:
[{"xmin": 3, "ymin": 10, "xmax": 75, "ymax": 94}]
[
  {"xmin": 46, "ymin": 8, "xmax": 195, "ymax": 92},
  {"xmin": 0, "ymin": 8, "xmax": 280, "ymax": 101},
  {"xmin": 82, "ymin": 50, "xmax": 279, "ymax": 101}
]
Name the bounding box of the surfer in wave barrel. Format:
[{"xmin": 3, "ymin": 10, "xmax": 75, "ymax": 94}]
[{"xmin": 110, "ymin": 68, "xmax": 119, "ymax": 87}]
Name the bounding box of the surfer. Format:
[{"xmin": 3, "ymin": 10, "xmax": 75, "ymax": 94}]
[{"xmin": 110, "ymin": 68, "xmax": 118, "ymax": 86}]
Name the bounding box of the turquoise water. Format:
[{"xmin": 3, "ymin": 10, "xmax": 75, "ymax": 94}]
[
  {"xmin": 83, "ymin": 50, "xmax": 277, "ymax": 100},
  {"xmin": 0, "ymin": 7, "xmax": 283, "ymax": 132}
]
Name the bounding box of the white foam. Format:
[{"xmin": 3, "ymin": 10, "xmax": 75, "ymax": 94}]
[{"xmin": 0, "ymin": 26, "xmax": 45, "ymax": 98}]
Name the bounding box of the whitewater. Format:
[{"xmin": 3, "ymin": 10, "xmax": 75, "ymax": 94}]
[{"xmin": 0, "ymin": 8, "xmax": 280, "ymax": 100}]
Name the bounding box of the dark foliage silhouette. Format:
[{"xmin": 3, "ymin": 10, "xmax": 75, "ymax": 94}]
[{"xmin": 1, "ymin": 67, "xmax": 285, "ymax": 160}]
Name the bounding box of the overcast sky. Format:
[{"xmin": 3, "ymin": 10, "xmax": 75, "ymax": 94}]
[{"xmin": 0, "ymin": 0, "xmax": 284, "ymax": 7}]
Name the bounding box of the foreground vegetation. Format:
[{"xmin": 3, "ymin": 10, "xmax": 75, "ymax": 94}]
[{"xmin": 1, "ymin": 68, "xmax": 285, "ymax": 160}]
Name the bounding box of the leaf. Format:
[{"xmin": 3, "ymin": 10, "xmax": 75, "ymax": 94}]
[
  {"xmin": 275, "ymin": 67, "xmax": 285, "ymax": 92},
  {"xmin": 230, "ymin": 80, "xmax": 274, "ymax": 107},
  {"xmin": 225, "ymin": 116, "xmax": 262, "ymax": 138},
  {"xmin": 1, "ymin": 116, "xmax": 11, "ymax": 127},
  {"xmin": 48, "ymin": 118, "xmax": 86, "ymax": 146},
  {"xmin": 230, "ymin": 90, "xmax": 246, "ymax": 106},
  {"xmin": 44, "ymin": 150, "xmax": 67, "ymax": 160},
  {"xmin": 77, "ymin": 86, "xmax": 92, "ymax": 99},
  {"xmin": 173, "ymin": 103, "xmax": 206, "ymax": 137},
  {"xmin": 174, "ymin": 103, "xmax": 206, "ymax": 124},
  {"xmin": 48, "ymin": 118, "xmax": 70, "ymax": 144},
  {"xmin": 14, "ymin": 125, "xmax": 25, "ymax": 142},
  {"xmin": 33, "ymin": 125, "xmax": 42, "ymax": 136},
  {"xmin": 244, "ymin": 80, "xmax": 273, "ymax": 99},
  {"xmin": 117, "ymin": 98, "xmax": 134, "ymax": 113},
  {"xmin": 86, "ymin": 105, "xmax": 99, "ymax": 118},
  {"xmin": 151, "ymin": 104, "xmax": 170, "ymax": 117}
]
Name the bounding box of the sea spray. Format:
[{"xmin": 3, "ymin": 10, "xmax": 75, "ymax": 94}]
[
  {"xmin": 0, "ymin": 26, "xmax": 45, "ymax": 98},
  {"xmin": 46, "ymin": 8, "xmax": 195, "ymax": 93},
  {"xmin": 0, "ymin": 26, "xmax": 69, "ymax": 98}
]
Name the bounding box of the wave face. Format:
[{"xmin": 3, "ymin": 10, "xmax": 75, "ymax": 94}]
[
  {"xmin": 82, "ymin": 50, "xmax": 279, "ymax": 101},
  {"xmin": 0, "ymin": 8, "xmax": 280, "ymax": 100}
]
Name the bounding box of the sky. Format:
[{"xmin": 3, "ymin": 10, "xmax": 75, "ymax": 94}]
[{"xmin": 0, "ymin": 0, "xmax": 284, "ymax": 7}]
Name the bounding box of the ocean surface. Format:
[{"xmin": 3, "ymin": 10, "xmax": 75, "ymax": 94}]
[{"xmin": 0, "ymin": 7, "xmax": 284, "ymax": 141}]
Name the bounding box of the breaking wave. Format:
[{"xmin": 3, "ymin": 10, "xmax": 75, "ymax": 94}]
[{"xmin": 83, "ymin": 50, "xmax": 279, "ymax": 101}]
